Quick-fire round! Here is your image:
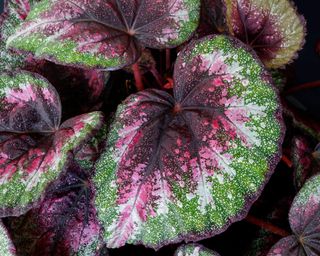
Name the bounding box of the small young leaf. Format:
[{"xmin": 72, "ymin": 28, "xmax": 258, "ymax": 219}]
[
  {"xmin": 292, "ymin": 136, "xmax": 320, "ymax": 190},
  {"xmin": 223, "ymin": 0, "xmax": 305, "ymax": 68},
  {"xmin": 0, "ymin": 221, "xmax": 16, "ymax": 256},
  {"xmin": 7, "ymin": 0, "xmax": 200, "ymax": 70},
  {"xmin": 268, "ymin": 174, "xmax": 320, "ymax": 256},
  {"xmin": 24, "ymin": 58, "xmax": 109, "ymax": 116},
  {"xmin": 0, "ymin": 71, "xmax": 104, "ymax": 217},
  {"xmin": 283, "ymin": 103, "xmax": 320, "ymax": 142},
  {"xmin": 175, "ymin": 243, "xmax": 220, "ymax": 256},
  {"xmin": 94, "ymin": 35, "xmax": 284, "ymax": 249}
]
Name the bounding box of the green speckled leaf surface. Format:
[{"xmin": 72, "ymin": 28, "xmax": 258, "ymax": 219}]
[
  {"xmin": 223, "ymin": 0, "xmax": 305, "ymax": 68},
  {"xmin": 0, "ymin": 71, "xmax": 104, "ymax": 217},
  {"xmin": 94, "ymin": 35, "xmax": 284, "ymax": 249},
  {"xmin": 0, "ymin": 221, "xmax": 15, "ymax": 256},
  {"xmin": 7, "ymin": 0, "xmax": 200, "ymax": 70},
  {"xmin": 175, "ymin": 243, "xmax": 220, "ymax": 256}
]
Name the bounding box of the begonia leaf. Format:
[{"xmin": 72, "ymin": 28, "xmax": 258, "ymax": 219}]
[
  {"xmin": 5, "ymin": 164, "xmax": 103, "ymax": 256},
  {"xmin": 7, "ymin": 0, "xmax": 200, "ymax": 70},
  {"xmin": 175, "ymin": 243, "xmax": 220, "ymax": 256},
  {"xmin": 222, "ymin": 0, "xmax": 305, "ymax": 68},
  {"xmin": 0, "ymin": 0, "xmax": 40, "ymax": 72},
  {"xmin": 0, "ymin": 71, "xmax": 61, "ymax": 133},
  {"xmin": 0, "ymin": 71, "xmax": 104, "ymax": 217},
  {"xmin": 94, "ymin": 35, "xmax": 284, "ymax": 249},
  {"xmin": 268, "ymin": 174, "xmax": 320, "ymax": 256},
  {"xmin": 0, "ymin": 221, "xmax": 15, "ymax": 256}
]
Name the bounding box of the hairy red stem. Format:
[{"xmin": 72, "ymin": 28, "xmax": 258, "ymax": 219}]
[
  {"xmin": 150, "ymin": 67, "xmax": 164, "ymax": 87},
  {"xmin": 284, "ymin": 80, "xmax": 320, "ymax": 95},
  {"xmin": 281, "ymin": 155, "xmax": 293, "ymax": 168},
  {"xmin": 245, "ymin": 215, "xmax": 290, "ymax": 237},
  {"xmin": 132, "ymin": 62, "xmax": 144, "ymax": 91}
]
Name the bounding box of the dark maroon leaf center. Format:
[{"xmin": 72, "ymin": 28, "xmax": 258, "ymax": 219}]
[{"xmin": 233, "ymin": 1, "xmax": 282, "ymax": 61}]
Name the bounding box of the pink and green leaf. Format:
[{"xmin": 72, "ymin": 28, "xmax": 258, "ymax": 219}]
[
  {"xmin": 223, "ymin": 0, "xmax": 305, "ymax": 69},
  {"xmin": 94, "ymin": 35, "xmax": 284, "ymax": 249},
  {"xmin": 0, "ymin": 0, "xmax": 40, "ymax": 72},
  {"xmin": 5, "ymin": 165, "xmax": 103, "ymax": 256},
  {"xmin": 175, "ymin": 243, "xmax": 220, "ymax": 256},
  {"xmin": 0, "ymin": 221, "xmax": 16, "ymax": 256},
  {"xmin": 7, "ymin": 0, "xmax": 200, "ymax": 70},
  {"xmin": 268, "ymin": 174, "xmax": 320, "ymax": 256},
  {"xmin": 0, "ymin": 71, "xmax": 61, "ymax": 133},
  {"xmin": 0, "ymin": 71, "xmax": 104, "ymax": 216}
]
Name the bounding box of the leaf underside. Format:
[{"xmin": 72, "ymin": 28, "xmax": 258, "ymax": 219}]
[
  {"xmin": 268, "ymin": 174, "xmax": 320, "ymax": 256},
  {"xmin": 175, "ymin": 243, "xmax": 220, "ymax": 256},
  {"xmin": 0, "ymin": 71, "xmax": 104, "ymax": 217},
  {"xmin": 7, "ymin": 0, "xmax": 200, "ymax": 70},
  {"xmin": 94, "ymin": 35, "xmax": 284, "ymax": 249},
  {"xmin": 223, "ymin": 0, "xmax": 305, "ymax": 68}
]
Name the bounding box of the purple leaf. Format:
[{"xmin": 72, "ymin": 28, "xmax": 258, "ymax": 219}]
[
  {"xmin": 94, "ymin": 35, "xmax": 284, "ymax": 249},
  {"xmin": 0, "ymin": 221, "xmax": 16, "ymax": 255},
  {"xmin": 175, "ymin": 243, "xmax": 220, "ymax": 256},
  {"xmin": 268, "ymin": 236, "xmax": 300, "ymax": 256},
  {"xmin": 5, "ymin": 164, "xmax": 103, "ymax": 256},
  {"xmin": 222, "ymin": 0, "xmax": 306, "ymax": 68},
  {"xmin": 268, "ymin": 174, "xmax": 320, "ymax": 256},
  {"xmin": 0, "ymin": 71, "xmax": 104, "ymax": 217},
  {"xmin": 7, "ymin": 0, "xmax": 200, "ymax": 70}
]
